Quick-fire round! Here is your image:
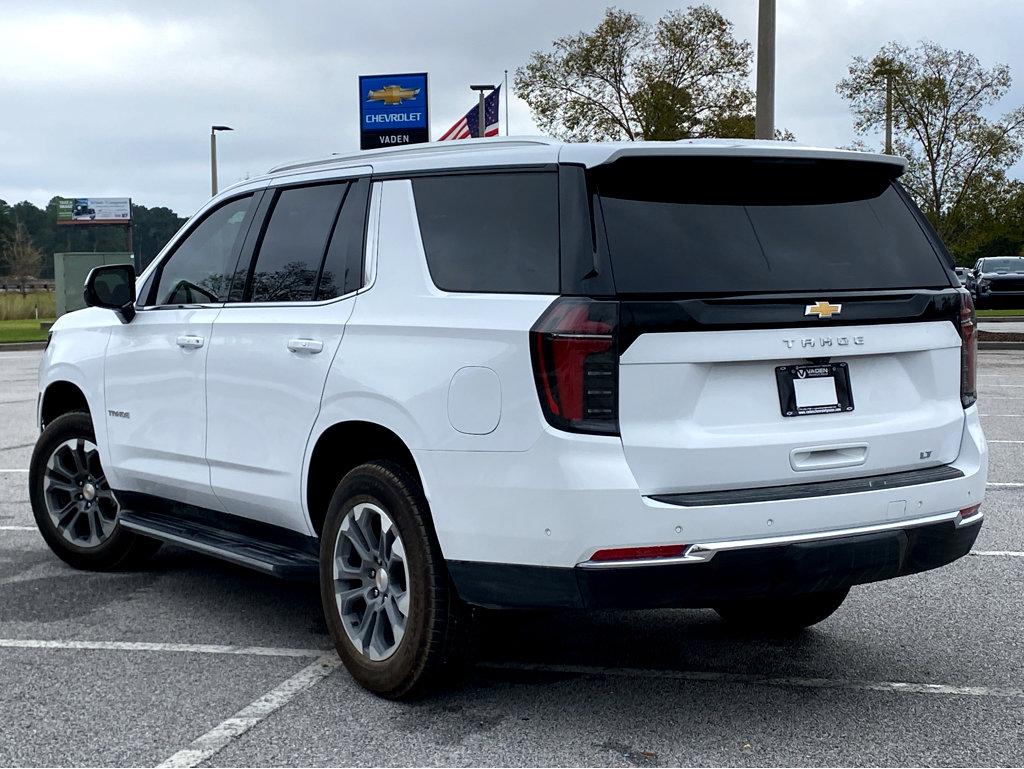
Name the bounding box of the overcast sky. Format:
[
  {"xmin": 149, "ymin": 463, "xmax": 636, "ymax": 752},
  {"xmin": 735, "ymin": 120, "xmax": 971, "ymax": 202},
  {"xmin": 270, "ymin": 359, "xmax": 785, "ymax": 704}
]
[{"xmin": 3, "ymin": 0, "xmax": 1023, "ymax": 217}]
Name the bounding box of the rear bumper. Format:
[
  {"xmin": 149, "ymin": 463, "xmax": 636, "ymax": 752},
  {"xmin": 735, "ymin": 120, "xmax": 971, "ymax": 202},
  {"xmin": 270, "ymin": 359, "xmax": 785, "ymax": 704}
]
[
  {"xmin": 417, "ymin": 407, "xmax": 987, "ymax": 570},
  {"xmin": 448, "ymin": 514, "xmax": 982, "ymax": 609}
]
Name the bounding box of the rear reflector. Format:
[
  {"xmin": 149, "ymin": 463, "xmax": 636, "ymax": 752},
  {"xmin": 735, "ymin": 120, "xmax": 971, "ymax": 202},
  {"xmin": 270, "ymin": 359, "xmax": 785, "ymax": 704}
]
[
  {"xmin": 959, "ymin": 504, "xmax": 982, "ymax": 521},
  {"xmin": 590, "ymin": 544, "xmax": 688, "ymax": 562}
]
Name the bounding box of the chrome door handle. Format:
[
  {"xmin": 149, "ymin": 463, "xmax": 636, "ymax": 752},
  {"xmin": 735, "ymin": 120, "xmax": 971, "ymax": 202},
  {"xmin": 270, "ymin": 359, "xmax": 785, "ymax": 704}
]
[
  {"xmin": 176, "ymin": 335, "xmax": 205, "ymax": 349},
  {"xmin": 287, "ymin": 338, "xmax": 324, "ymax": 354}
]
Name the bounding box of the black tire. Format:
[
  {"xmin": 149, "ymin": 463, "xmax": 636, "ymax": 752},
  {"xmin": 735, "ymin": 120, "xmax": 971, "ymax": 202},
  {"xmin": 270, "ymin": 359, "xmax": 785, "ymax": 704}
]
[
  {"xmin": 319, "ymin": 460, "xmax": 468, "ymax": 699},
  {"xmin": 29, "ymin": 411, "xmax": 161, "ymax": 570},
  {"xmin": 714, "ymin": 587, "xmax": 849, "ymax": 632}
]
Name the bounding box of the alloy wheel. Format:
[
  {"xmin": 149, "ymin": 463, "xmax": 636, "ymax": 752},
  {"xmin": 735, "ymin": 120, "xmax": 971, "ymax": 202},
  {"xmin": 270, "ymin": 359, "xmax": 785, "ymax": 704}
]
[
  {"xmin": 332, "ymin": 501, "xmax": 411, "ymax": 661},
  {"xmin": 42, "ymin": 438, "xmax": 118, "ymax": 548}
]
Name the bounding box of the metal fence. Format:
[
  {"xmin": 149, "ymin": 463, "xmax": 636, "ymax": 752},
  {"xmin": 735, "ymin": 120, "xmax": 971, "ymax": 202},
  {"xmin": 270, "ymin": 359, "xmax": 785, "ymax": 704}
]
[{"xmin": 0, "ymin": 281, "xmax": 55, "ymax": 294}]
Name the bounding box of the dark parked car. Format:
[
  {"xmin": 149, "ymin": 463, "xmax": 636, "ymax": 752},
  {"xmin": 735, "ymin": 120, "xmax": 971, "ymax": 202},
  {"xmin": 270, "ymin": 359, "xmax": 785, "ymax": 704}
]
[{"xmin": 971, "ymin": 256, "xmax": 1024, "ymax": 307}]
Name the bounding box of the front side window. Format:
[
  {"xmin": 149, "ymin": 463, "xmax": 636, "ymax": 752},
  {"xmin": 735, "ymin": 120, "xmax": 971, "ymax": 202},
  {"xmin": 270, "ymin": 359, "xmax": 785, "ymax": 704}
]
[
  {"xmin": 411, "ymin": 173, "xmax": 559, "ymax": 294},
  {"xmin": 249, "ymin": 183, "xmax": 348, "ymax": 303},
  {"xmin": 152, "ymin": 194, "xmax": 253, "ymax": 306}
]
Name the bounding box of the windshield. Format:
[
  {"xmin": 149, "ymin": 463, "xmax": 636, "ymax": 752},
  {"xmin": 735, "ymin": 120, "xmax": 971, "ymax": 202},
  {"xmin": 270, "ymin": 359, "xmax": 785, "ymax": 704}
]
[
  {"xmin": 592, "ymin": 156, "xmax": 952, "ymax": 295},
  {"xmin": 981, "ymin": 257, "xmax": 1024, "ymax": 272}
]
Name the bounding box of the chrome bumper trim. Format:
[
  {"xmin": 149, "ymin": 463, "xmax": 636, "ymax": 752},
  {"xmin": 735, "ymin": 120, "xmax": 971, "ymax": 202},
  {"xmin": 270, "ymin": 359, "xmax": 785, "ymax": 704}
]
[{"xmin": 578, "ymin": 510, "xmax": 980, "ymax": 570}]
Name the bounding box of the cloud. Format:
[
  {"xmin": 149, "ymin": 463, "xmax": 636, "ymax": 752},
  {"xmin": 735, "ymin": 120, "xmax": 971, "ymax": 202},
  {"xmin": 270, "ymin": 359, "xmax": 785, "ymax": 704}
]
[{"xmin": 2, "ymin": 0, "xmax": 1022, "ymax": 216}]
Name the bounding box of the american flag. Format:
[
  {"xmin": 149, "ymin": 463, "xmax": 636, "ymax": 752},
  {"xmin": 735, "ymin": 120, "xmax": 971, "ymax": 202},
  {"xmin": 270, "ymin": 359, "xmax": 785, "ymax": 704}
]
[{"xmin": 438, "ymin": 85, "xmax": 501, "ymax": 141}]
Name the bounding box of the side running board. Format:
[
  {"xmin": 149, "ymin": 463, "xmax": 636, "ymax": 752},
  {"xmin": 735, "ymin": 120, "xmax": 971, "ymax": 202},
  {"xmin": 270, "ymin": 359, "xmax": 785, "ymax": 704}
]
[{"xmin": 119, "ymin": 509, "xmax": 319, "ymax": 579}]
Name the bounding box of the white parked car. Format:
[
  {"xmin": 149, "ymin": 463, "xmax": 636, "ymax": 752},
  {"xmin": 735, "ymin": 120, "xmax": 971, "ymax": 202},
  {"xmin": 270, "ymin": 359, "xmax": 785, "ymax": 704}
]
[{"xmin": 31, "ymin": 138, "xmax": 987, "ymax": 698}]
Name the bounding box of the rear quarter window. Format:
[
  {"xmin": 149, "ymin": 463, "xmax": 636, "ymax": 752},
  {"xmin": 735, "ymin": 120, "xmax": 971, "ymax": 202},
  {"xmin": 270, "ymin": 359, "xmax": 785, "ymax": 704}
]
[{"xmin": 411, "ymin": 172, "xmax": 559, "ymax": 294}]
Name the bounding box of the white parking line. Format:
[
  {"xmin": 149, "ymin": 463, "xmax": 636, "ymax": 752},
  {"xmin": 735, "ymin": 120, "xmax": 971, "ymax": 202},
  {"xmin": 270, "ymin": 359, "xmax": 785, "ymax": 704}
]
[
  {"xmin": 0, "ymin": 638, "xmax": 326, "ymax": 658},
  {"xmin": 981, "ymin": 414, "xmax": 1024, "ymax": 417},
  {"xmin": 987, "ymin": 482, "xmax": 1024, "ymax": 487},
  {"xmin": 987, "ymin": 440, "xmax": 1024, "ymax": 444},
  {"xmin": 0, "ymin": 469, "xmax": 28, "ymax": 472},
  {"xmin": 478, "ymin": 661, "xmax": 1024, "ymax": 700},
  {"xmin": 0, "ymin": 526, "xmax": 36, "ymax": 531},
  {"xmin": 157, "ymin": 654, "xmax": 342, "ymax": 768},
  {"xmin": 971, "ymin": 550, "xmax": 1024, "ymax": 558}
]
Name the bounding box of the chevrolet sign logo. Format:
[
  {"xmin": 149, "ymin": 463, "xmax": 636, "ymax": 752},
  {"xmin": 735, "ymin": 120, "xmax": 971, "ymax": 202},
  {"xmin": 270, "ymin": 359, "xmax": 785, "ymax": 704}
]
[
  {"xmin": 366, "ymin": 85, "xmax": 420, "ymax": 105},
  {"xmin": 805, "ymin": 300, "xmax": 842, "ymax": 319}
]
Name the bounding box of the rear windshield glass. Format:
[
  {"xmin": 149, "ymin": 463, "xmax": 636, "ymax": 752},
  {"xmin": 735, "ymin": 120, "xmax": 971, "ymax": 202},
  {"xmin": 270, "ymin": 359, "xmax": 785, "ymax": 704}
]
[{"xmin": 592, "ymin": 157, "xmax": 952, "ymax": 295}]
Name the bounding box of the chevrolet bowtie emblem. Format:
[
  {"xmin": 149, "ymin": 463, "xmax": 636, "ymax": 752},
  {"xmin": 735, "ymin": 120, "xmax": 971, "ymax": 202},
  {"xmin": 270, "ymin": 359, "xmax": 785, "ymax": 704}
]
[
  {"xmin": 805, "ymin": 300, "xmax": 842, "ymax": 319},
  {"xmin": 366, "ymin": 85, "xmax": 420, "ymax": 105}
]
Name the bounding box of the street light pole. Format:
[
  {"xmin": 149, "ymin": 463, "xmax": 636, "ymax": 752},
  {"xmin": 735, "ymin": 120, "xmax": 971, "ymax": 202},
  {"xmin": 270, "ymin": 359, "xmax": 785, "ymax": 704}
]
[
  {"xmin": 754, "ymin": 0, "xmax": 776, "ymax": 139},
  {"xmin": 470, "ymin": 84, "xmax": 496, "ymax": 138},
  {"xmin": 210, "ymin": 125, "xmax": 233, "ymax": 196}
]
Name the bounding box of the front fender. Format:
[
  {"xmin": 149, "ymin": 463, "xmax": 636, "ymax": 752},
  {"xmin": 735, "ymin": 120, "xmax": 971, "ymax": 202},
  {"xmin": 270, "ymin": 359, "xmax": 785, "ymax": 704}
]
[{"xmin": 39, "ymin": 310, "xmax": 114, "ymax": 476}]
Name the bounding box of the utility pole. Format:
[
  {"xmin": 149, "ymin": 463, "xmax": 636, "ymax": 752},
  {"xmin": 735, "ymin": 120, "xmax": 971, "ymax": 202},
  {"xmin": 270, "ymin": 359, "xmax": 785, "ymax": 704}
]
[
  {"xmin": 872, "ymin": 57, "xmax": 895, "ymax": 155},
  {"xmin": 884, "ymin": 72, "xmax": 893, "ymax": 155},
  {"xmin": 754, "ymin": 0, "xmax": 776, "ymax": 140},
  {"xmin": 210, "ymin": 125, "xmax": 233, "ymax": 196},
  {"xmin": 470, "ymin": 84, "xmax": 496, "ymax": 138}
]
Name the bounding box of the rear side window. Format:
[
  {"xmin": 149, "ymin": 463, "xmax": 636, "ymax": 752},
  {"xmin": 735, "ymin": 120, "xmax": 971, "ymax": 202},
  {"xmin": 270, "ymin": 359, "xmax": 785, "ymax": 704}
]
[
  {"xmin": 412, "ymin": 172, "xmax": 559, "ymax": 293},
  {"xmin": 250, "ymin": 183, "xmax": 347, "ymax": 302},
  {"xmin": 592, "ymin": 157, "xmax": 952, "ymax": 295},
  {"xmin": 317, "ymin": 178, "xmax": 370, "ymax": 299}
]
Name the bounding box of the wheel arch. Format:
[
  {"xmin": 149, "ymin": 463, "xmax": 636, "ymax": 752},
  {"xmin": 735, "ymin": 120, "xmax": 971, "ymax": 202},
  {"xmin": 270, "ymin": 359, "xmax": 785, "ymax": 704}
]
[
  {"xmin": 40, "ymin": 380, "xmax": 91, "ymax": 427},
  {"xmin": 305, "ymin": 420, "xmax": 427, "ymax": 537}
]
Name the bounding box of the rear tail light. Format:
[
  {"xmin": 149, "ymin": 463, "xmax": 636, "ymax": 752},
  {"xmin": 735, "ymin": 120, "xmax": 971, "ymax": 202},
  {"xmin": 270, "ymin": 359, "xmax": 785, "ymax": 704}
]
[
  {"xmin": 530, "ymin": 297, "xmax": 619, "ymax": 435},
  {"xmin": 958, "ymin": 290, "xmax": 977, "ymax": 408}
]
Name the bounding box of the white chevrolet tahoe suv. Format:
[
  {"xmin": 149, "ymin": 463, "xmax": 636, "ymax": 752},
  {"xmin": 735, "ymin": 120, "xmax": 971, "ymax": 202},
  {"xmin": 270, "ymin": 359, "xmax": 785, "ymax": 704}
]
[{"xmin": 31, "ymin": 138, "xmax": 987, "ymax": 698}]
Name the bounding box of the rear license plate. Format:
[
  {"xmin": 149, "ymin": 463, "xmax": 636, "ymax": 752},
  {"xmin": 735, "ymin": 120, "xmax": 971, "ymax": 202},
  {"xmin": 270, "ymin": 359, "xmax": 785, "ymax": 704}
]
[{"xmin": 776, "ymin": 362, "xmax": 854, "ymax": 417}]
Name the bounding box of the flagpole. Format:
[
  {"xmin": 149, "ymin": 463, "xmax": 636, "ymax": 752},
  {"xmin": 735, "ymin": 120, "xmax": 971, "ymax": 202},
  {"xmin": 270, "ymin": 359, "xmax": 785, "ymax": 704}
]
[{"xmin": 504, "ymin": 70, "xmax": 509, "ymax": 136}]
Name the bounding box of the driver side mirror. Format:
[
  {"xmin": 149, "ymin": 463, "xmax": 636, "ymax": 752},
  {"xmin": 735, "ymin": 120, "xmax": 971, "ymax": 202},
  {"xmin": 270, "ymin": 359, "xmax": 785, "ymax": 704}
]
[{"xmin": 84, "ymin": 264, "xmax": 137, "ymax": 323}]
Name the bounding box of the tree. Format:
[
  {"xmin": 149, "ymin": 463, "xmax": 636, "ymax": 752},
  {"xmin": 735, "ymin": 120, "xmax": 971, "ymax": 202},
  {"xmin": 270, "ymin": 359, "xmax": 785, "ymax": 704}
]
[
  {"xmin": 837, "ymin": 41, "xmax": 1024, "ymax": 261},
  {"xmin": 515, "ymin": 6, "xmax": 763, "ymax": 142},
  {"xmin": 1, "ymin": 220, "xmax": 43, "ymax": 280},
  {"xmin": 131, "ymin": 204, "xmax": 187, "ymax": 269},
  {"xmin": 0, "ymin": 198, "xmax": 187, "ymax": 277},
  {"xmin": 0, "ymin": 201, "xmax": 13, "ymax": 247}
]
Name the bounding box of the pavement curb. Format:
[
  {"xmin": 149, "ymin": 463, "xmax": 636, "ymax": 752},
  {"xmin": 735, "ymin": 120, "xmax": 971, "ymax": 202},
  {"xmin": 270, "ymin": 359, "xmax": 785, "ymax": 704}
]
[
  {"xmin": 0, "ymin": 342, "xmax": 46, "ymax": 352},
  {"xmin": 980, "ymin": 341, "xmax": 1024, "ymax": 350}
]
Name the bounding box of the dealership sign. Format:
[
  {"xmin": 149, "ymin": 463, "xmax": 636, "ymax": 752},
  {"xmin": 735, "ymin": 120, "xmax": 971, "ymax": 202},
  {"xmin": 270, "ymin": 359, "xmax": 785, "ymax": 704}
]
[
  {"xmin": 57, "ymin": 197, "xmax": 132, "ymax": 225},
  {"xmin": 358, "ymin": 73, "xmax": 429, "ymax": 150}
]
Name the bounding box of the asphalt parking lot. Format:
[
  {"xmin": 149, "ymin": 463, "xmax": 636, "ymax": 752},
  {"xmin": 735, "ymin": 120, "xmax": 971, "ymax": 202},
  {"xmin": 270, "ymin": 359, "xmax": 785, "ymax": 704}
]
[{"xmin": 1, "ymin": 348, "xmax": 1023, "ymax": 767}]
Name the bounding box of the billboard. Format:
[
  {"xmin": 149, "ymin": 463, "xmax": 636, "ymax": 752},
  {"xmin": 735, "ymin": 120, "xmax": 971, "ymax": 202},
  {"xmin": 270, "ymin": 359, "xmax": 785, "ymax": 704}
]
[
  {"xmin": 57, "ymin": 197, "xmax": 132, "ymax": 225},
  {"xmin": 358, "ymin": 73, "xmax": 429, "ymax": 150}
]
